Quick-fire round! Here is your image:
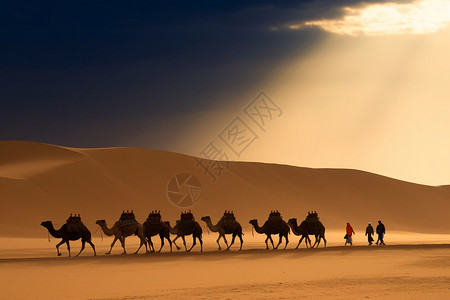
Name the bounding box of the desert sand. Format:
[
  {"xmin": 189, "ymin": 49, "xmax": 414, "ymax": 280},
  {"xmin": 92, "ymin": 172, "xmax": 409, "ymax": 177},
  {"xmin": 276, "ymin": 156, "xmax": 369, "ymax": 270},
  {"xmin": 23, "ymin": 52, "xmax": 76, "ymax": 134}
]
[
  {"xmin": 1, "ymin": 240, "xmax": 449, "ymax": 300},
  {"xmin": 1, "ymin": 141, "xmax": 449, "ymax": 299}
]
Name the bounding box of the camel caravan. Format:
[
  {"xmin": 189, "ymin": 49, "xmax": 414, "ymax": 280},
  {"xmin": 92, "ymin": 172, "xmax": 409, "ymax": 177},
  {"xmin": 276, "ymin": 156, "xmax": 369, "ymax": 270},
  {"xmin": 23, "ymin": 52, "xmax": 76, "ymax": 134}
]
[{"xmin": 41, "ymin": 210, "xmax": 326, "ymax": 256}]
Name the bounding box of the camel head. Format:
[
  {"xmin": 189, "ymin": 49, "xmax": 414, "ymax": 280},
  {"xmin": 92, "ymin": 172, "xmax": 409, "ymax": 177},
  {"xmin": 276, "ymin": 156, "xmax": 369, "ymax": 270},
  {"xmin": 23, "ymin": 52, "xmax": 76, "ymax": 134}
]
[
  {"xmin": 163, "ymin": 221, "xmax": 170, "ymax": 226},
  {"xmin": 249, "ymin": 219, "xmax": 258, "ymax": 226},
  {"xmin": 96, "ymin": 220, "xmax": 106, "ymax": 226},
  {"xmin": 201, "ymin": 216, "xmax": 211, "ymax": 223},
  {"xmin": 40, "ymin": 221, "xmax": 52, "ymax": 228},
  {"xmin": 288, "ymin": 218, "xmax": 297, "ymax": 226}
]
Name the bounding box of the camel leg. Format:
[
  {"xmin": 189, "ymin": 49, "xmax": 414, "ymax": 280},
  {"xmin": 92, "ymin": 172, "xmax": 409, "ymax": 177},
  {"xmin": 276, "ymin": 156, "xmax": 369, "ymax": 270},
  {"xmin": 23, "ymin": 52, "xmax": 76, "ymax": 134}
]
[
  {"xmin": 87, "ymin": 240, "xmax": 96, "ymax": 256},
  {"xmin": 120, "ymin": 237, "xmax": 127, "ymax": 255},
  {"xmin": 238, "ymin": 234, "xmax": 243, "ymax": 251},
  {"xmin": 181, "ymin": 236, "xmax": 188, "ymax": 252},
  {"xmin": 228, "ymin": 234, "xmax": 236, "ymax": 250},
  {"xmin": 322, "ymin": 235, "xmax": 327, "ymax": 248},
  {"xmin": 106, "ymin": 236, "xmax": 119, "ymax": 254},
  {"xmin": 284, "ymin": 234, "xmax": 289, "ymax": 249},
  {"xmin": 216, "ymin": 235, "xmax": 222, "ymax": 251},
  {"xmin": 264, "ymin": 235, "xmax": 270, "ymax": 250},
  {"xmin": 75, "ymin": 240, "xmax": 86, "ymax": 257},
  {"xmin": 307, "ymin": 236, "xmax": 312, "ymax": 248},
  {"xmin": 188, "ymin": 235, "xmax": 197, "ymax": 252},
  {"xmin": 315, "ymin": 236, "xmax": 321, "ymax": 248},
  {"xmin": 55, "ymin": 240, "xmax": 65, "ymax": 256},
  {"xmin": 166, "ymin": 235, "xmax": 173, "ymax": 253},
  {"xmin": 172, "ymin": 236, "xmax": 182, "ymax": 251},
  {"xmin": 147, "ymin": 237, "xmax": 155, "ymax": 252},
  {"xmin": 137, "ymin": 236, "xmax": 148, "ymax": 254},
  {"xmin": 296, "ymin": 236, "xmax": 304, "ymax": 249},
  {"xmin": 158, "ymin": 234, "xmax": 165, "ymax": 253},
  {"xmin": 66, "ymin": 241, "xmax": 71, "ymax": 257},
  {"xmin": 134, "ymin": 238, "xmax": 144, "ymax": 254},
  {"xmin": 312, "ymin": 236, "xmax": 319, "ymax": 248},
  {"xmin": 274, "ymin": 235, "xmax": 282, "ymax": 249},
  {"xmin": 222, "ymin": 235, "xmax": 229, "ymax": 250},
  {"xmin": 198, "ymin": 234, "xmax": 203, "ymax": 252},
  {"xmin": 268, "ymin": 235, "xmax": 275, "ymax": 249},
  {"xmin": 144, "ymin": 237, "xmax": 149, "ymax": 253}
]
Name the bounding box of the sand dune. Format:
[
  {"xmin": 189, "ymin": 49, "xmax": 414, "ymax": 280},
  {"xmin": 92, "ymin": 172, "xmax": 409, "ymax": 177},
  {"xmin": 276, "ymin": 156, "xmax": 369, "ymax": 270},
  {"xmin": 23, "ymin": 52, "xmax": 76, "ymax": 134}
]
[{"xmin": 0, "ymin": 140, "xmax": 449, "ymax": 237}]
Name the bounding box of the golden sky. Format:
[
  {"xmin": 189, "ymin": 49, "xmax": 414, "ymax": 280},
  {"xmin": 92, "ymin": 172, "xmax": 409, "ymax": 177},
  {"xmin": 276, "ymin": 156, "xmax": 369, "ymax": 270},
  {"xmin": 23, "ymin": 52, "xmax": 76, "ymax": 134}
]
[{"xmin": 180, "ymin": 0, "xmax": 450, "ymax": 186}]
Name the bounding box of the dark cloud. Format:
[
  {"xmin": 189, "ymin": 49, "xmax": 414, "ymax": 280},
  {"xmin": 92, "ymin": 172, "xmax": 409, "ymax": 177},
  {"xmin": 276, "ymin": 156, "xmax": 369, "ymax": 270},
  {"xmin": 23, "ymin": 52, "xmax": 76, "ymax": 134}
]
[{"xmin": 0, "ymin": 0, "xmax": 398, "ymax": 148}]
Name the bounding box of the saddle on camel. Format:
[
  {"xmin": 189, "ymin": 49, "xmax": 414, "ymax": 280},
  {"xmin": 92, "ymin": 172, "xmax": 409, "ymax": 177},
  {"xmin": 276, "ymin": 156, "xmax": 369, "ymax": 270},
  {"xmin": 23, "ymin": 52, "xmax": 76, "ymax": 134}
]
[
  {"xmin": 305, "ymin": 211, "xmax": 320, "ymax": 231},
  {"xmin": 221, "ymin": 210, "xmax": 238, "ymax": 231},
  {"xmin": 119, "ymin": 210, "xmax": 138, "ymax": 227},
  {"xmin": 66, "ymin": 214, "xmax": 85, "ymax": 233},
  {"xmin": 267, "ymin": 210, "xmax": 284, "ymax": 230},
  {"xmin": 146, "ymin": 210, "xmax": 162, "ymax": 224},
  {"xmin": 178, "ymin": 210, "xmax": 195, "ymax": 228}
]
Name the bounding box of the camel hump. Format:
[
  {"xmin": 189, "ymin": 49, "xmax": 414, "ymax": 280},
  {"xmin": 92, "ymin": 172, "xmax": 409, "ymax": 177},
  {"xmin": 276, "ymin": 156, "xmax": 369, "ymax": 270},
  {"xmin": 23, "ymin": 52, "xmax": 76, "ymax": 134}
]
[
  {"xmin": 221, "ymin": 211, "xmax": 237, "ymax": 228},
  {"xmin": 120, "ymin": 210, "xmax": 137, "ymax": 225},
  {"xmin": 66, "ymin": 214, "xmax": 84, "ymax": 233},
  {"xmin": 119, "ymin": 210, "xmax": 138, "ymax": 227},
  {"xmin": 179, "ymin": 211, "xmax": 195, "ymax": 228},
  {"xmin": 268, "ymin": 210, "xmax": 282, "ymax": 221},
  {"xmin": 305, "ymin": 211, "xmax": 320, "ymax": 222},
  {"xmin": 147, "ymin": 211, "xmax": 162, "ymax": 224}
]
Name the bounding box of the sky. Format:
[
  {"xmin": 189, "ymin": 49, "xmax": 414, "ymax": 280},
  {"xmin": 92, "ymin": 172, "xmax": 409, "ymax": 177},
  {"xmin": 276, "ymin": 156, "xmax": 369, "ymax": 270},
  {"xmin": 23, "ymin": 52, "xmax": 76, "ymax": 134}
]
[{"xmin": 1, "ymin": 0, "xmax": 450, "ymax": 185}]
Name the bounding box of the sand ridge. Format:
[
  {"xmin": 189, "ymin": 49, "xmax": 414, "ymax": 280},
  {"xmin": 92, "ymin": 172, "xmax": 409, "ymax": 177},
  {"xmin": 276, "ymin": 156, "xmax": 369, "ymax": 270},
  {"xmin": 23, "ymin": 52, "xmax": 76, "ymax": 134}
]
[{"xmin": 1, "ymin": 141, "xmax": 450, "ymax": 238}]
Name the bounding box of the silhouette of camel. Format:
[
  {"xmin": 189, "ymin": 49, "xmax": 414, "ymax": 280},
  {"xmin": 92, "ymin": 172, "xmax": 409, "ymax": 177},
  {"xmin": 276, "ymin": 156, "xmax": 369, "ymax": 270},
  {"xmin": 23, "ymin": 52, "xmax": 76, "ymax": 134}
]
[
  {"xmin": 287, "ymin": 218, "xmax": 312, "ymax": 248},
  {"xmin": 143, "ymin": 211, "xmax": 172, "ymax": 253},
  {"xmin": 201, "ymin": 215, "xmax": 243, "ymax": 250},
  {"xmin": 164, "ymin": 218, "xmax": 203, "ymax": 252},
  {"xmin": 41, "ymin": 221, "xmax": 96, "ymax": 257},
  {"xmin": 249, "ymin": 214, "xmax": 290, "ymax": 250},
  {"xmin": 96, "ymin": 219, "xmax": 148, "ymax": 254},
  {"xmin": 288, "ymin": 218, "xmax": 327, "ymax": 248}
]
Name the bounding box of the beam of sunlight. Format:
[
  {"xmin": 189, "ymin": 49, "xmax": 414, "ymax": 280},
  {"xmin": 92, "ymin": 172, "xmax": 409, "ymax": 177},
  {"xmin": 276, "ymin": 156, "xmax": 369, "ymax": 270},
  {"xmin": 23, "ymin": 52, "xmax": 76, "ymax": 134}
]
[{"xmin": 298, "ymin": 0, "xmax": 450, "ymax": 36}]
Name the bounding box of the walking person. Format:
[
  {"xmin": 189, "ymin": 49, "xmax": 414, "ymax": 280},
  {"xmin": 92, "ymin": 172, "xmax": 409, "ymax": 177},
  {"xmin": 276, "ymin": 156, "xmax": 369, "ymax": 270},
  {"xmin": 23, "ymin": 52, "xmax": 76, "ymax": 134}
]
[
  {"xmin": 345, "ymin": 222, "xmax": 355, "ymax": 245},
  {"xmin": 376, "ymin": 220, "xmax": 385, "ymax": 245},
  {"xmin": 365, "ymin": 222, "xmax": 374, "ymax": 245}
]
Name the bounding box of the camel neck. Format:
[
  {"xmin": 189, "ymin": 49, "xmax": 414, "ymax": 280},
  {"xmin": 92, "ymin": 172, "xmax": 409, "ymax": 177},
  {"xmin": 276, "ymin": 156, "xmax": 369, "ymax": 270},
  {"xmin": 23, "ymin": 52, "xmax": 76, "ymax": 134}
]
[
  {"xmin": 99, "ymin": 222, "xmax": 115, "ymax": 236},
  {"xmin": 251, "ymin": 221, "xmax": 265, "ymax": 233},
  {"xmin": 165, "ymin": 222, "xmax": 178, "ymax": 234},
  {"xmin": 289, "ymin": 222, "xmax": 301, "ymax": 235},
  {"xmin": 205, "ymin": 219, "xmax": 219, "ymax": 232},
  {"xmin": 46, "ymin": 223, "xmax": 63, "ymax": 238}
]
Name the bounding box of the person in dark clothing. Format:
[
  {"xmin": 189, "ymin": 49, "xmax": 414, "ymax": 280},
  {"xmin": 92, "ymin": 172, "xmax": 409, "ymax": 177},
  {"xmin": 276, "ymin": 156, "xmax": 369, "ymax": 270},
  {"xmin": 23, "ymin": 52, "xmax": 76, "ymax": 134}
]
[
  {"xmin": 365, "ymin": 222, "xmax": 374, "ymax": 245},
  {"xmin": 376, "ymin": 220, "xmax": 385, "ymax": 245}
]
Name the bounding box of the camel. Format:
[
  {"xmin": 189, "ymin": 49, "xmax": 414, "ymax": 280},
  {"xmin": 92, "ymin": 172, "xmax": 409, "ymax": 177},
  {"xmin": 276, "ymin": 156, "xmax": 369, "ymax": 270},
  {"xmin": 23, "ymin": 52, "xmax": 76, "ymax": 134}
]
[
  {"xmin": 41, "ymin": 221, "xmax": 96, "ymax": 257},
  {"xmin": 95, "ymin": 219, "xmax": 148, "ymax": 254},
  {"xmin": 143, "ymin": 211, "xmax": 172, "ymax": 253},
  {"xmin": 288, "ymin": 218, "xmax": 327, "ymax": 248},
  {"xmin": 249, "ymin": 217, "xmax": 290, "ymax": 250},
  {"xmin": 164, "ymin": 219, "xmax": 203, "ymax": 252},
  {"xmin": 287, "ymin": 218, "xmax": 312, "ymax": 248},
  {"xmin": 201, "ymin": 216, "xmax": 243, "ymax": 250}
]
